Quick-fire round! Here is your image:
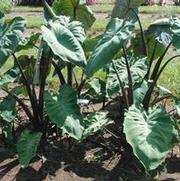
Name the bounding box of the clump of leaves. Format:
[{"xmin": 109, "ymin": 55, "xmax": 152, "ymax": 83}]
[
  {"xmin": 0, "ymin": 0, "xmax": 179, "ymax": 173},
  {"xmin": 0, "ymin": 0, "xmax": 12, "ymax": 13},
  {"xmin": 85, "ymin": 0, "xmax": 180, "ymax": 171},
  {"xmin": 0, "ymin": 0, "xmax": 112, "ymax": 168}
]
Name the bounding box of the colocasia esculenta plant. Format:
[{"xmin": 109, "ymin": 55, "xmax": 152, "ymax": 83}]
[
  {"xmin": 0, "ymin": 0, "xmax": 179, "ymax": 171},
  {"xmin": 85, "ymin": 0, "xmax": 180, "ymax": 171},
  {"xmin": 0, "ymin": 0, "xmax": 112, "ymax": 168}
]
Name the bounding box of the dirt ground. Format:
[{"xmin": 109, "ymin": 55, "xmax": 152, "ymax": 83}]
[{"xmin": 0, "ymin": 135, "xmax": 180, "ymax": 181}]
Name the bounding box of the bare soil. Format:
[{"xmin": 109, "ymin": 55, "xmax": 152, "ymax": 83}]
[{"xmin": 0, "ymin": 135, "xmax": 180, "ymax": 181}]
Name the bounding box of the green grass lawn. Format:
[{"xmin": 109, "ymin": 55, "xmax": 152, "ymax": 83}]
[
  {"xmin": 159, "ymin": 60, "xmax": 180, "ymax": 96},
  {"xmin": 96, "ymin": 0, "xmax": 115, "ymax": 4},
  {"xmin": 140, "ymin": 5, "xmax": 180, "ymax": 14},
  {"xmin": 26, "ymin": 16, "xmax": 44, "ymax": 28},
  {"xmin": 12, "ymin": 6, "xmax": 43, "ymax": 12},
  {"xmin": 91, "ymin": 4, "xmax": 180, "ymax": 14}
]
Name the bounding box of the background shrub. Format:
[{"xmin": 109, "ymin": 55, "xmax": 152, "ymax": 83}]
[{"xmin": 0, "ymin": 0, "xmax": 12, "ymax": 13}]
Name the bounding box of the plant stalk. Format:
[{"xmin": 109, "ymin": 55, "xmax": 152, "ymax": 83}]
[
  {"xmin": 130, "ymin": 8, "xmax": 147, "ymax": 56},
  {"xmin": 145, "ymin": 40, "xmax": 158, "ymax": 79},
  {"xmin": 67, "ymin": 63, "xmax": 73, "ymax": 86},
  {"xmin": 52, "ymin": 61, "xmax": 66, "ymax": 85},
  {"xmin": 143, "ymin": 55, "xmax": 180, "ymax": 110},
  {"xmin": 38, "ymin": 50, "xmax": 50, "ymax": 122},
  {"xmin": 112, "ymin": 61, "xmax": 129, "ymax": 108},
  {"xmin": 12, "ymin": 54, "xmax": 41, "ymax": 128},
  {"xmin": 123, "ymin": 47, "xmax": 133, "ymax": 106},
  {"xmin": 150, "ymin": 42, "xmax": 172, "ymax": 80}
]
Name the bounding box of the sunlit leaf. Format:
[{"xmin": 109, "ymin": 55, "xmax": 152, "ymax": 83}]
[
  {"xmin": 82, "ymin": 112, "xmax": 113, "ymax": 139},
  {"xmin": 124, "ymin": 105, "xmax": 177, "ymax": 170},
  {"xmin": 42, "ymin": 21, "xmax": 86, "ymax": 67},
  {"xmin": 86, "ymin": 18, "xmax": 135, "ymax": 77}
]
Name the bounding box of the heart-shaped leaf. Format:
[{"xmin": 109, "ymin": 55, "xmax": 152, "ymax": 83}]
[
  {"xmin": 54, "ymin": 16, "xmax": 86, "ymax": 44},
  {"xmin": 42, "ymin": 22, "xmax": 86, "ymax": 67},
  {"xmin": 124, "ymin": 105, "xmax": 177, "ymax": 170},
  {"xmin": 86, "ymin": 18, "xmax": 135, "ymax": 77},
  {"xmin": 170, "ymin": 17, "xmax": 180, "ymax": 51},
  {"xmin": 45, "ymin": 84, "xmax": 84, "ymax": 140}
]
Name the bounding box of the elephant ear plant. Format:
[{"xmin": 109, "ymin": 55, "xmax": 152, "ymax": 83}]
[
  {"xmin": 0, "ymin": 0, "xmax": 179, "ymax": 172},
  {"xmin": 0, "ymin": 1, "xmax": 112, "ymax": 168},
  {"xmin": 86, "ymin": 0, "xmax": 179, "ymax": 171}
]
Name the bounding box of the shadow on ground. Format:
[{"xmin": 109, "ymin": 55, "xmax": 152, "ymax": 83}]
[{"xmin": 0, "ymin": 138, "xmax": 180, "ymax": 181}]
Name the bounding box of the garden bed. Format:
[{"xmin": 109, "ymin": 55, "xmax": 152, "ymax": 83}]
[{"xmin": 0, "ymin": 1, "xmax": 180, "ymax": 180}]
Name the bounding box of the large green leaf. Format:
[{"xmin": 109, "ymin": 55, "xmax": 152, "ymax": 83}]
[
  {"xmin": 45, "ymin": 84, "xmax": 84, "ymax": 140},
  {"xmin": 52, "ymin": 0, "xmax": 96, "ymax": 29},
  {"xmin": 16, "ymin": 130, "xmax": 42, "ymax": 168},
  {"xmin": 130, "ymin": 31, "xmax": 166, "ymax": 59},
  {"xmin": 112, "ymin": 0, "xmax": 145, "ymax": 19},
  {"xmin": 145, "ymin": 19, "xmax": 172, "ymax": 59},
  {"xmin": 0, "ymin": 95, "xmax": 16, "ymax": 122},
  {"xmin": 147, "ymin": 18, "xmax": 180, "ymax": 51},
  {"xmin": 86, "ymin": 18, "xmax": 135, "ymax": 77},
  {"xmin": 124, "ymin": 105, "xmax": 177, "ymax": 170},
  {"xmin": 82, "ymin": 112, "xmax": 113, "ymax": 140},
  {"xmin": 42, "ymin": 21, "xmax": 86, "ymax": 67},
  {"xmin": 83, "ymin": 36, "xmax": 100, "ymax": 53},
  {"xmin": 54, "ymin": 16, "xmax": 86, "ymax": 44},
  {"xmin": 148, "ymin": 19, "xmax": 172, "ymax": 42},
  {"xmin": 43, "ymin": 0, "xmax": 86, "ymax": 44},
  {"xmin": 106, "ymin": 55, "xmax": 147, "ymax": 97},
  {"xmin": 0, "ymin": 16, "xmax": 26, "ymax": 68},
  {"xmin": 148, "ymin": 18, "xmax": 171, "ymax": 38}
]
